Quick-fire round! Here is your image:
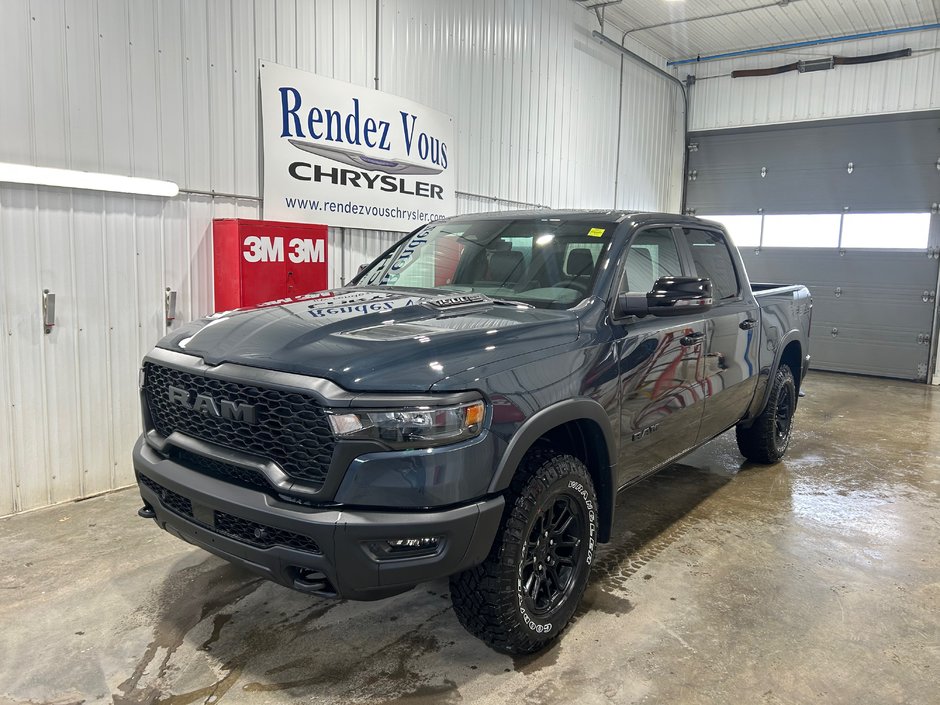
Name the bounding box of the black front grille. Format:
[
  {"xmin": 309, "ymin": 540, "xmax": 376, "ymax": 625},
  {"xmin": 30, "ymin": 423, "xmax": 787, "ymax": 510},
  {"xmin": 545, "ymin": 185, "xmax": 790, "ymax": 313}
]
[
  {"xmin": 169, "ymin": 447, "xmax": 273, "ymax": 494},
  {"xmin": 143, "ymin": 362, "xmax": 334, "ymax": 489},
  {"xmin": 139, "ymin": 473, "xmax": 193, "ymax": 518},
  {"xmin": 214, "ymin": 511, "xmax": 321, "ymax": 554},
  {"xmin": 138, "ymin": 473, "xmax": 321, "ymax": 555}
]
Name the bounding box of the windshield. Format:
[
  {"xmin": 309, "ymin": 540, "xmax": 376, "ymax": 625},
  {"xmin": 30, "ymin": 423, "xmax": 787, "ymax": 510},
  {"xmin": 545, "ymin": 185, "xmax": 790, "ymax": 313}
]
[{"xmin": 354, "ymin": 218, "xmax": 614, "ymax": 309}]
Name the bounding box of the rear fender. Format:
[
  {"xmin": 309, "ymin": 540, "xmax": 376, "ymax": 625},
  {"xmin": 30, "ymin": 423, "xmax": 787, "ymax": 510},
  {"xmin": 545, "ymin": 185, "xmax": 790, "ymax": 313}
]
[{"xmin": 742, "ymin": 331, "xmax": 804, "ymax": 425}]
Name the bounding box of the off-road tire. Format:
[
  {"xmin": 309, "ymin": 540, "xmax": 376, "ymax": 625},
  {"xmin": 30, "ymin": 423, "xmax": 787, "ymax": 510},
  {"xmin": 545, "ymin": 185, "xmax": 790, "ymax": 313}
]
[
  {"xmin": 736, "ymin": 365, "xmax": 797, "ymax": 463},
  {"xmin": 449, "ymin": 449, "xmax": 598, "ymax": 654}
]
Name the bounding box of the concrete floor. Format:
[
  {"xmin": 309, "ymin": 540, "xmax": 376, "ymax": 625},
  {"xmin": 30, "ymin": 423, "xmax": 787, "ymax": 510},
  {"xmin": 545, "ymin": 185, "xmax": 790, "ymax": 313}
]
[{"xmin": 1, "ymin": 370, "xmax": 938, "ymax": 705}]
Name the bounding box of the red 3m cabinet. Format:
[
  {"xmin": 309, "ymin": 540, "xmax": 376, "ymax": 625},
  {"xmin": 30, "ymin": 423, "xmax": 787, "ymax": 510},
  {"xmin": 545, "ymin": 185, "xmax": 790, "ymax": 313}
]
[{"xmin": 212, "ymin": 219, "xmax": 329, "ymax": 312}]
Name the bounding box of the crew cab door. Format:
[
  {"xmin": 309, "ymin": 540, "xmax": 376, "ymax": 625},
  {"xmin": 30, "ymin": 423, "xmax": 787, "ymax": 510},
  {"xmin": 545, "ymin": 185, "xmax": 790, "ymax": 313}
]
[
  {"xmin": 613, "ymin": 227, "xmax": 707, "ymax": 486},
  {"xmin": 681, "ymin": 227, "xmax": 760, "ymax": 443}
]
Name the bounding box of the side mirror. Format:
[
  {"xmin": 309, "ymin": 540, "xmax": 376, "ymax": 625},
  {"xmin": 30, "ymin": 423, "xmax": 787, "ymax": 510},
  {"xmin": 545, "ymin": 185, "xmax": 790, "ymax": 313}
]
[
  {"xmin": 357, "ymin": 263, "xmax": 368, "ymax": 274},
  {"xmin": 617, "ymin": 277, "xmax": 713, "ymax": 318}
]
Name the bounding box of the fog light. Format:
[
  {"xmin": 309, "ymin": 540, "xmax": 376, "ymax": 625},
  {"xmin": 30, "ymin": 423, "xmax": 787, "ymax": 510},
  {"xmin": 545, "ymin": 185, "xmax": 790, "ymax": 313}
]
[
  {"xmin": 368, "ymin": 536, "xmax": 442, "ymax": 559},
  {"xmin": 388, "ymin": 537, "xmax": 439, "ymax": 549}
]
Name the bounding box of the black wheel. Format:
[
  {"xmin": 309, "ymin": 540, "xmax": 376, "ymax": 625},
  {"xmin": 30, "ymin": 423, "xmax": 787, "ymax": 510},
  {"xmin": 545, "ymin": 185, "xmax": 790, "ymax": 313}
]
[
  {"xmin": 736, "ymin": 365, "xmax": 797, "ymax": 463},
  {"xmin": 449, "ymin": 449, "xmax": 598, "ymax": 654}
]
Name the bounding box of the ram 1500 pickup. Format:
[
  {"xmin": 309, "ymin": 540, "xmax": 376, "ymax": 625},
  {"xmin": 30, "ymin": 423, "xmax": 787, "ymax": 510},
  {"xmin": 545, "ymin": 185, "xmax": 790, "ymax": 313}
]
[{"xmin": 133, "ymin": 210, "xmax": 812, "ymax": 653}]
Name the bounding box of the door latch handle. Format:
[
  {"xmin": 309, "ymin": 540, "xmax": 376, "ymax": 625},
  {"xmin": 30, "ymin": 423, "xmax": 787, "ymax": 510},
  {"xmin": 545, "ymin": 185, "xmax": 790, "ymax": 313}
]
[
  {"xmin": 739, "ymin": 318, "xmax": 758, "ymax": 330},
  {"xmin": 680, "ymin": 331, "xmax": 705, "ymax": 346},
  {"xmin": 165, "ymin": 288, "xmax": 177, "ymax": 327},
  {"xmin": 42, "ymin": 289, "xmax": 56, "ymax": 334}
]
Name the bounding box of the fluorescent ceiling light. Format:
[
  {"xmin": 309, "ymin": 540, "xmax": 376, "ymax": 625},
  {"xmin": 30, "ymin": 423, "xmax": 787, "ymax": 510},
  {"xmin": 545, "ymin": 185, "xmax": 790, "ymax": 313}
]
[{"xmin": 0, "ymin": 162, "xmax": 179, "ymax": 197}]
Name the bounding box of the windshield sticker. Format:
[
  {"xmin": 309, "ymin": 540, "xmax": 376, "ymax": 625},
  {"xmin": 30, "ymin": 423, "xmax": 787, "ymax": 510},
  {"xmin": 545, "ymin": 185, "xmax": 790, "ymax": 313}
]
[
  {"xmin": 587, "ymin": 227, "xmax": 605, "ymax": 238},
  {"xmin": 381, "ymin": 231, "xmax": 430, "ymax": 285}
]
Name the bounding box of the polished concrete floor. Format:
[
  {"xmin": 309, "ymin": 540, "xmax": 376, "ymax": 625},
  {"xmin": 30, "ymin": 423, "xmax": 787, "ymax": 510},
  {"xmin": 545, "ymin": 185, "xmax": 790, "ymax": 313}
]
[{"xmin": 1, "ymin": 371, "xmax": 938, "ymax": 705}]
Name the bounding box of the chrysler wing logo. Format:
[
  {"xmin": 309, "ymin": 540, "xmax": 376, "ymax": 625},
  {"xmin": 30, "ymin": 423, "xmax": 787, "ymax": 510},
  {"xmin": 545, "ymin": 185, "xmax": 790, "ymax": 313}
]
[
  {"xmin": 288, "ymin": 139, "xmax": 444, "ymax": 176},
  {"xmin": 167, "ymin": 385, "xmax": 258, "ymax": 424}
]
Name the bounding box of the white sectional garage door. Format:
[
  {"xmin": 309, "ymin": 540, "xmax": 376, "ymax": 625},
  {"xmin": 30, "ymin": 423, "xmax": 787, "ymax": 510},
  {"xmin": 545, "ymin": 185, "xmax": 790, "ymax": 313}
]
[{"xmin": 686, "ymin": 111, "xmax": 940, "ymax": 381}]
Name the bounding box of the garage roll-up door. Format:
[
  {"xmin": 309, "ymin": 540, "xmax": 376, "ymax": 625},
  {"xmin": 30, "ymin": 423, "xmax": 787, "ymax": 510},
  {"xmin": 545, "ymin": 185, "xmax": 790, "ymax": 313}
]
[
  {"xmin": 741, "ymin": 249, "xmax": 937, "ymax": 381},
  {"xmin": 686, "ymin": 111, "xmax": 940, "ymax": 382}
]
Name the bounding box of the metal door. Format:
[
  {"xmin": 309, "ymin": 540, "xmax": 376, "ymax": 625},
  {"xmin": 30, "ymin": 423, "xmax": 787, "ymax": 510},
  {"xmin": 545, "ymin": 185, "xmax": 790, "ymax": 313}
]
[
  {"xmin": 741, "ymin": 248, "xmax": 939, "ymax": 381},
  {"xmin": 682, "ymin": 227, "xmax": 760, "ymax": 441},
  {"xmin": 614, "ymin": 227, "xmax": 706, "ymax": 485}
]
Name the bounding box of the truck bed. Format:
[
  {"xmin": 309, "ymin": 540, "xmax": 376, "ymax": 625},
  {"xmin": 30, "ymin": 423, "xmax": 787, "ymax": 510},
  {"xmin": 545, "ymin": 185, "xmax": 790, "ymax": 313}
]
[{"xmin": 752, "ymin": 283, "xmax": 808, "ymax": 297}]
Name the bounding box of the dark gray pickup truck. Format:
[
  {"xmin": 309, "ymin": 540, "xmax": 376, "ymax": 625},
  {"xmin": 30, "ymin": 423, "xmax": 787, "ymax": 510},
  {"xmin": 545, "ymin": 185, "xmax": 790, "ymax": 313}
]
[{"xmin": 133, "ymin": 210, "xmax": 811, "ymax": 653}]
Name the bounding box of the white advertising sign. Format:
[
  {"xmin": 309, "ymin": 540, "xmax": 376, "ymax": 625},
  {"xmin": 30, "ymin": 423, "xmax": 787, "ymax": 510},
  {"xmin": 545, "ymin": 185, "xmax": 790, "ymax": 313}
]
[{"xmin": 260, "ymin": 62, "xmax": 457, "ymax": 232}]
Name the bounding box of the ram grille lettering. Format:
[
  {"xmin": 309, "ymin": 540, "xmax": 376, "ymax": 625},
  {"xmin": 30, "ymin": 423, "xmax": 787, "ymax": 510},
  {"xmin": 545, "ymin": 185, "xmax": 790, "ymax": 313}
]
[{"xmin": 167, "ymin": 384, "xmax": 258, "ymax": 424}]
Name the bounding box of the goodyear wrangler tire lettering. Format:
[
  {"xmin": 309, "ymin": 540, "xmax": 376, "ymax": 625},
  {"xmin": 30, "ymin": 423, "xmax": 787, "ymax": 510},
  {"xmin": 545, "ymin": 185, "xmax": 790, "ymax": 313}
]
[
  {"xmin": 449, "ymin": 449, "xmax": 598, "ymax": 654},
  {"xmin": 568, "ymin": 479, "xmax": 597, "ymax": 566}
]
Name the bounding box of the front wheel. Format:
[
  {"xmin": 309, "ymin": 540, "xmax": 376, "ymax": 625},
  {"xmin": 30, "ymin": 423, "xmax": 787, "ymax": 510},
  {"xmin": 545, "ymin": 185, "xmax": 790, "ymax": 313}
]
[
  {"xmin": 736, "ymin": 365, "xmax": 797, "ymax": 463},
  {"xmin": 449, "ymin": 450, "xmax": 598, "ymax": 654}
]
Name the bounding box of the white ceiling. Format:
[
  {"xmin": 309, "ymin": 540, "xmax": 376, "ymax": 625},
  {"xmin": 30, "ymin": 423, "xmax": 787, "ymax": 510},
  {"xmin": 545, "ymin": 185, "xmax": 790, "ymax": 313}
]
[{"xmin": 590, "ymin": 0, "xmax": 940, "ymax": 62}]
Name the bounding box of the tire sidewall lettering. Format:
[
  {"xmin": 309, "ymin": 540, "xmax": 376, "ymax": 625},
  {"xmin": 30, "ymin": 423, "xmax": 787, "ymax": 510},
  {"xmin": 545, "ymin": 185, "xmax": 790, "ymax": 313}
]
[
  {"xmin": 515, "ymin": 472, "xmax": 599, "ymax": 634},
  {"xmin": 567, "ymin": 479, "xmax": 597, "ymax": 566}
]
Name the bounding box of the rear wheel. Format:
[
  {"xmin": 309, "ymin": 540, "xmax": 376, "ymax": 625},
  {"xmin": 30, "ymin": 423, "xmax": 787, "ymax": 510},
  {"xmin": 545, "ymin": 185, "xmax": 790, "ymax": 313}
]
[
  {"xmin": 449, "ymin": 449, "xmax": 597, "ymax": 654},
  {"xmin": 736, "ymin": 365, "xmax": 797, "ymax": 463}
]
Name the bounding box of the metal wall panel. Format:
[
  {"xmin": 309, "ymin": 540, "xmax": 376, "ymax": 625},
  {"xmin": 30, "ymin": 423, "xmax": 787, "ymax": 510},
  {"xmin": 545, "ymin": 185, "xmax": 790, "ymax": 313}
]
[
  {"xmin": 686, "ymin": 30, "xmax": 940, "ymax": 131},
  {"xmin": 603, "ymin": 0, "xmax": 940, "ymax": 63},
  {"xmin": 619, "ymin": 57, "xmax": 684, "ymax": 211},
  {"xmin": 0, "ymin": 186, "xmax": 263, "ymax": 514},
  {"xmin": 381, "ymin": 0, "xmax": 681, "ymax": 212},
  {"xmin": 0, "ymin": 0, "xmax": 682, "ymax": 515}
]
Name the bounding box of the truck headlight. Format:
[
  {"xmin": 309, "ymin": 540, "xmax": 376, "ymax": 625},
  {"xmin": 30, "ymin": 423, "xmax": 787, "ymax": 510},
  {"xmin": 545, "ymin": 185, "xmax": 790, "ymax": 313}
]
[{"xmin": 327, "ymin": 400, "xmax": 485, "ymax": 448}]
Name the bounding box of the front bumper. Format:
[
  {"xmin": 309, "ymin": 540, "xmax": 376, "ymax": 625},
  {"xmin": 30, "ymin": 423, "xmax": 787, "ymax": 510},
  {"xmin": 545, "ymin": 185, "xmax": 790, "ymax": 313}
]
[{"xmin": 133, "ymin": 437, "xmax": 504, "ymax": 600}]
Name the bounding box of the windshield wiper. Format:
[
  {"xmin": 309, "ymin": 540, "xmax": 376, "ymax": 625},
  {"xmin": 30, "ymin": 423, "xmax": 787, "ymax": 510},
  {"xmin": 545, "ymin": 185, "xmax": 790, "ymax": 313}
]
[{"xmin": 487, "ymin": 297, "xmax": 534, "ymax": 309}]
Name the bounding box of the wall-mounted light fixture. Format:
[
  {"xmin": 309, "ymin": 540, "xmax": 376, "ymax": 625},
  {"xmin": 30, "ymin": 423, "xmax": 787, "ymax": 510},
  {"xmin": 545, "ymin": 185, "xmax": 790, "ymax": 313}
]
[{"xmin": 0, "ymin": 162, "xmax": 178, "ymax": 197}]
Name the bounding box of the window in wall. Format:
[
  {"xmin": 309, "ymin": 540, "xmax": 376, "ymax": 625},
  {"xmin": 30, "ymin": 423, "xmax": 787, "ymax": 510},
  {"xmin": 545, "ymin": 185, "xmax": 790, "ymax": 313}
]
[
  {"xmin": 762, "ymin": 214, "xmax": 841, "ymax": 248},
  {"xmin": 684, "ymin": 229, "xmax": 740, "ymax": 300},
  {"xmin": 840, "ymin": 213, "xmax": 931, "ymax": 249},
  {"xmin": 704, "ymin": 215, "xmax": 762, "ymax": 247}
]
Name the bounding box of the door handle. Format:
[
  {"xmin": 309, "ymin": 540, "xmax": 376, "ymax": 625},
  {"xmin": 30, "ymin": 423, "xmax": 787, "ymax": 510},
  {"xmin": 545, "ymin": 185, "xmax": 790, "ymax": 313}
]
[
  {"xmin": 680, "ymin": 331, "xmax": 705, "ymax": 346},
  {"xmin": 739, "ymin": 318, "xmax": 758, "ymax": 330}
]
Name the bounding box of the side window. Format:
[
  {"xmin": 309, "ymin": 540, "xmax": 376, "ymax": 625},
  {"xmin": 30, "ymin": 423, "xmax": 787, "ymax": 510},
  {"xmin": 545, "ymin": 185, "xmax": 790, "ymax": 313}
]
[
  {"xmin": 683, "ymin": 228, "xmax": 739, "ymax": 300},
  {"xmin": 619, "ymin": 228, "xmax": 684, "ymax": 293}
]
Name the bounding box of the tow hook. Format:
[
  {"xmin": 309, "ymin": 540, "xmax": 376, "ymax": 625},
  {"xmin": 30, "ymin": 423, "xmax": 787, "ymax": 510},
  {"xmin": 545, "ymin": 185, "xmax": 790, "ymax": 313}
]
[{"xmin": 137, "ymin": 505, "xmax": 156, "ymax": 519}]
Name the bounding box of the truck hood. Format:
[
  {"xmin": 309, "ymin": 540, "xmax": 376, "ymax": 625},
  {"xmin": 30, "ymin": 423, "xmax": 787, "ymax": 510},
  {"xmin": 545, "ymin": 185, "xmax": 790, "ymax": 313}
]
[{"xmin": 158, "ymin": 287, "xmax": 581, "ymax": 392}]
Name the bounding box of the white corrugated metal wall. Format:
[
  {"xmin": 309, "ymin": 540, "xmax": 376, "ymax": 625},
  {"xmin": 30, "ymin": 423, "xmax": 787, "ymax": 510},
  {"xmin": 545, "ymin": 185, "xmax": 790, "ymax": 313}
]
[
  {"xmin": 0, "ymin": 0, "xmax": 683, "ymax": 515},
  {"xmin": 684, "ymin": 28, "xmax": 940, "ymax": 131}
]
